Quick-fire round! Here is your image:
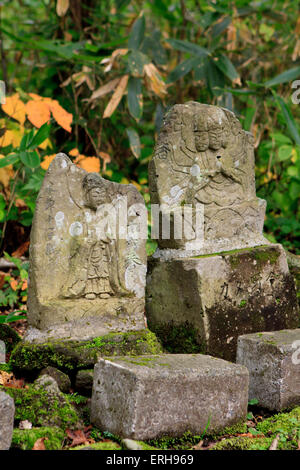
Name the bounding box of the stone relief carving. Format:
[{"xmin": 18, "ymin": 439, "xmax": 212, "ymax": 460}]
[{"xmin": 149, "ymin": 101, "xmax": 267, "ymax": 254}]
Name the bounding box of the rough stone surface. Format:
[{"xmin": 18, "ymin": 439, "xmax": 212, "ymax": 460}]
[
  {"xmin": 237, "ymin": 329, "xmax": 300, "ymax": 411},
  {"xmin": 149, "ymin": 101, "xmax": 267, "ymax": 255},
  {"xmin": 0, "ymin": 391, "xmax": 15, "ymax": 450},
  {"xmin": 147, "ymin": 244, "xmax": 299, "ymax": 361},
  {"xmin": 27, "ymin": 153, "xmax": 147, "ymax": 340},
  {"xmin": 40, "ymin": 366, "xmax": 71, "ymax": 393},
  {"xmin": 75, "ymin": 370, "xmax": 94, "ymax": 396},
  {"xmin": 10, "ymin": 329, "xmax": 162, "ymax": 373},
  {"xmin": 91, "ymin": 354, "xmax": 249, "ymax": 440}
]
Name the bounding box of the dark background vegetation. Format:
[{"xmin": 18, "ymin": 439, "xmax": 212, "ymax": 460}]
[{"xmin": 0, "ymin": 0, "xmax": 300, "ymax": 315}]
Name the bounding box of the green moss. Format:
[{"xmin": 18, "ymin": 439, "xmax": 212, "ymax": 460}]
[
  {"xmin": 1, "ymin": 384, "xmax": 81, "ymax": 429},
  {"xmin": 206, "ymin": 421, "xmax": 248, "ymax": 439},
  {"xmin": 135, "ymin": 441, "xmax": 158, "ymax": 450},
  {"xmin": 147, "ymin": 431, "xmax": 203, "ymax": 450},
  {"xmin": 9, "ymin": 329, "xmax": 162, "ymax": 373},
  {"xmin": 256, "ymin": 406, "xmax": 300, "ymax": 437},
  {"xmin": 239, "ymin": 300, "xmax": 247, "ymax": 308},
  {"xmin": 211, "ymin": 436, "xmax": 274, "ymax": 450},
  {"xmin": 192, "ymin": 245, "xmax": 270, "ymax": 259},
  {"xmin": 71, "ymin": 441, "xmax": 121, "ymax": 450},
  {"xmin": 148, "ymin": 321, "xmax": 205, "ymax": 354},
  {"xmin": 12, "ymin": 427, "xmax": 65, "ymax": 450}
]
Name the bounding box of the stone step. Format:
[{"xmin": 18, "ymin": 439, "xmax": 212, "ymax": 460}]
[
  {"xmin": 91, "ymin": 353, "xmax": 249, "ymax": 440},
  {"xmin": 237, "ymin": 329, "xmax": 300, "ymax": 411}
]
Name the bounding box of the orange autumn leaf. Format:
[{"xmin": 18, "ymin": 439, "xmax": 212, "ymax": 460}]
[
  {"xmin": 48, "ymin": 99, "xmax": 72, "ymax": 132},
  {"xmin": 69, "ymin": 148, "xmax": 80, "ymax": 157},
  {"xmin": 0, "ymin": 128, "xmax": 23, "ymax": 148},
  {"xmin": 2, "ymin": 93, "xmax": 26, "ymax": 124},
  {"xmin": 0, "ymin": 154, "xmax": 14, "ymax": 187},
  {"xmin": 41, "ymin": 154, "xmax": 56, "ymax": 170},
  {"xmin": 32, "ymin": 437, "xmax": 47, "ymax": 450},
  {"xmin": 26, "ymin": 99, "xmax": 51, "ymax": 128},
  {"xmin": 76, "ymin": 156, "xmax": 100, "ymax": 173},
  {"xmin": 21, "ymin": 280, "xmax": 28, "ymax": 291},
  {"xmin": 10, "ymin": 279, "xmax": 18, "ymax": 291}
]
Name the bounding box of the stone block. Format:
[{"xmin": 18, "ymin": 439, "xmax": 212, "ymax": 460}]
[
  {"xmin": 146, "ymin": 244, "xmax": 299, "ymax": 361},
  {"xmin": 90, "ymin": 354, "xmax": 249, "ymax": 440},
  {"xmin": 236, "ymin": 329, "xmax": 300, "ymax": 411},
  {"xmin": 0, "ymin": 391, "xmax": 15, "ymax": 450}
]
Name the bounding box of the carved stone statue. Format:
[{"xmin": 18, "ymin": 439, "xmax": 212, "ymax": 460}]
[
  {"xmin": 146, "ymin": 102, "xmax": 299, "ymax": 361},
  {"xmin": 26, "ymin": 153, "xmax": 147, "ymax": 342},
  {"xmin": 149, "ymin": 101, "xmax": 266, "ymax": 254}
]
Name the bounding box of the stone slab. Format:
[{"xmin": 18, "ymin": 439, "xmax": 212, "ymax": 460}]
[
  {"xmin": 0, "ymin": 391, "xmax": 15, "ymax": 450},
  {"xmin": 146, "ymin": 244, "xmax": 299, "ymax": 361},
  {"xmin": 90, "ymin": 354, "xmax": 249, "ymax": 440},
  {"xmin": 237, "ymin": 329, "xmax": 300, "ymax": 411}
]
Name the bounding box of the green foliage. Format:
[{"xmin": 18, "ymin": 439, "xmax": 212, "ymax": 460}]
[{"xmin": 0, "ymin": 0, "xmax": 299, "ymax": 271}]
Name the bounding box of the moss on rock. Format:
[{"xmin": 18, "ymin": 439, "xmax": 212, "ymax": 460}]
[
  {"xmin": 12, "ymin": 427, "xmax": 65, "ymax": 450},
  {"xmin": 148, "ymin": 321, "xmax": 205, "ymax": 354},
  {"xmin": 9, "ymin": 329, "xmax": 162, "ymax": 373},
  {"xmin": 256, "ymin": 406, "xmax": 300, "ymax": 437},
  {"xmin": 1, "ymin": 379, "xmax": 82, "ymax": 429},
  {"xmin": 71, "ymin": 441, "xmax": 121, "ymax": 450}
]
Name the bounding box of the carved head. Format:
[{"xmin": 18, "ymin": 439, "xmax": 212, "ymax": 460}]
[
  {"xmin": 83, "ymin": 173, "xmax": 107, "ymax": 210},
  {"xmin": 194, "ymin": 114, "xmax": 209, "ymax": 152}
]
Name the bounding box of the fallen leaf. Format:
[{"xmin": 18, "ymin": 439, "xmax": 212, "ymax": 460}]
[
  {"xmin": 0, "ymin": 371, "xmax": 13, "ymax": 386},
  {"xmin": 66, "ymin": 429, "xmax": 90, "ymax": 447},
  {"xmin": 2, "ymin": 93, "xmax": 26, "ymax": 124},
  {"xmin": 33, "ymin": 437, "xmax": 48, "ymax": 450},
  {"xmin": 69, "ymin": 148, "xmax": 80, "ymax": 157},
  {"xmin": 12, "ymin": 241, "xmax": 30, "ymax": 258},
  {"xmin": 103, "ymin": 74, "xmax": 129, "ymax": 118},
  {"xmin": 0, "ymin": 271, "xmax": 6, "ymax": 289}
]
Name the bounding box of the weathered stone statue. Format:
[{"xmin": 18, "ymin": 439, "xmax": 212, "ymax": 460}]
[
  {"xmin": 146, "ymin": 102, "xmax": 299, "ymax": 361},
  {"xmin": 149, "ymin": 102, "xmax": 266, "ymax": 254},
  {"xmin": 26, "ymin": 153, "xmax": 147, "ymax": 342}
]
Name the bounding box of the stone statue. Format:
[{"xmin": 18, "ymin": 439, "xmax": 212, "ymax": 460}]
[
  {"xmin": 149, "ymin": 101, "xmax": 266, "ymax": 254},
  {"xmin": 146, "ymin": 102, "xmax": 299, "ymax": 361},
  {"xmin": 26, "ymin": 153, "xmax": 147, "ymax": 342}
]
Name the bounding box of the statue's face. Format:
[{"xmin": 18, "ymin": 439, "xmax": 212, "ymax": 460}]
[
  {"xmin": 86, "ymin": 186, "xmax": 106, "ymax": 209},
  {"xmin": 194, "ymin": 130, "xmax": 209, "ymax": 151},
  {"xmin": 208, "ymin": 121, "xmax": 223, "ymax": 150}
]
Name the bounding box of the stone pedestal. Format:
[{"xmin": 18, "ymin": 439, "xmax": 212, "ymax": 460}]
[
  {"xmin": 146, "ymin": 244, "xmax": 299, "ymax": 361},
  {"xmin": 237, "ymin": 329, "xmax": 300, "ymax": 410},
  {"xmin": 91, "ymin": 354, "xmax": 249, "ymax": 440}
]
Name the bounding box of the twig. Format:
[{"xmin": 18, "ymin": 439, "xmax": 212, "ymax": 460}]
[{"xmin": 269, "ymin": 434, "xmax": 280, "ymax": 450}]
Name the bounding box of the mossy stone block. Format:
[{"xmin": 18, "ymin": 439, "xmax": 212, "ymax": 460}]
[{"xmin": 9, "ymin": 329, "xmax": 162, "ymax": 373}]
